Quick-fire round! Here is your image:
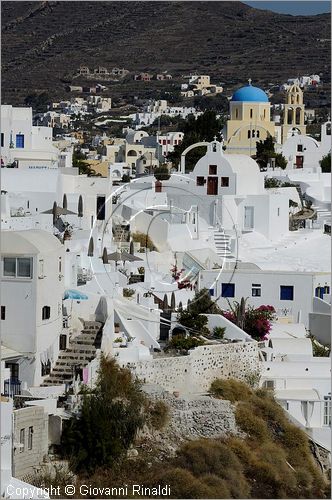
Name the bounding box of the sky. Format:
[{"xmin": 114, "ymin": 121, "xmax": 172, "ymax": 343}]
[{"xmin": 242, "ymin": 1, "xmax": 331, "ymax": 15}]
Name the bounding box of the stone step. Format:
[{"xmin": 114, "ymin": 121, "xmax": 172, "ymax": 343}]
[
  {"xmin": 51, "ymin": 367, "xmax": 73, "ymax": 375},
  {"xmin": 55, "ymin": 359, "xmax": 89, "ymax": 366},
  {"xmin": 41, "ymin": 380, "xmax": 65, "ymax": 387},
  {"xmin": 69, "ymin": 344, "xmax": 96, "ymax": 353}
]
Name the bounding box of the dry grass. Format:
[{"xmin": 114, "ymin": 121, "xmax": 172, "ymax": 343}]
[{"xmin": 209, "ymin": 378, "xmax": 252, "ymax": 403}]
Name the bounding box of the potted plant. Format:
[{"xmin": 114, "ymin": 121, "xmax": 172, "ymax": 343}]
[
  {"xmin": 113, "ymin": 337, "xmax": 123, "ymax": 348},
  {"xmin": 114, "ymin": 322, "xmax": 120, "ymax": 334},
  {"xmin": 123, "ymin": 288, "xmax": 135, "ymax": 298}
]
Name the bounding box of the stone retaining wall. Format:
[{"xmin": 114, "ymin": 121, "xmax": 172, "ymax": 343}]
[{"xmin": 128, "ymin": 342, "xmax": 258, "ymax": 393}]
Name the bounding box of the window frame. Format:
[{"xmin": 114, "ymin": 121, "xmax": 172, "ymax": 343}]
[
  {"xmin": 220, "ymin": 177, "xmax": 229, "ymax": 187},
  {"xmin": 28, "ymin": 426, "xmax": 33, "ymax": 450},
  {"xmin": 42, "ymin": 306, "xmax": 51, "ymax": 321},
  {"xmin": 20, "ymin": 428, "xmax": 25, "ymax": 453},
  {"xmin": 196, "ymin": 176, "xmax": 205, "ymax": 186},
  {"xmin": 1, "ymin": 306, "xmax": 5, "ymax": 320},
  {"xmin": 323, "ymin": 395, "xmax": 331, "ymax": 426},
  {"xmin": 3, "ymin": 257, "xmax": 33, "ymax": 279},
  {"xmin": 252, "ymin": 284, "xmax": 261, "ymax": 297},
  {"xmin": 209, "ymin": 165, "xmax": 217, "ymax": 175}
]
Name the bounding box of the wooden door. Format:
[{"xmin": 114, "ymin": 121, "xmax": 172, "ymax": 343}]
[{"xmin": 207, "ymin": 177, "xmax": 218, "ymax": 195}]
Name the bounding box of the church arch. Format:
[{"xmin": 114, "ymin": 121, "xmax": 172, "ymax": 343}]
[{"xmin": 295, "ymin": 108, "xmax": 301, "ymax": 125}]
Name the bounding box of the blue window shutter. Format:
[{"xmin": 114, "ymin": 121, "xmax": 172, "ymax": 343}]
[
  {"xmin": 221, "ymin": 283, "xmax": 235, "ymax": 298},
  {"xmin": 16, "ymin": 134, "xmax": 24, "ymax": 148},
  {"xmin": 280, "ymin": 286, "xmax": 294, "ymax": 301}
]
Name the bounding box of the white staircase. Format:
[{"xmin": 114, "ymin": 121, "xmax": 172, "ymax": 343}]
[{"xmin": 213, "ymin": 229, "xmax": 232, "ymax": 258}]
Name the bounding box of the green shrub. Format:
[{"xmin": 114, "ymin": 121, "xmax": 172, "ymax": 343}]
[
  {"xmin": 61, "ymin": 356, "xmax": 146, "ymax": 473},
  {"xmin": 123, "ymin": 288, "xmax": 135, "ymax": 298},
  {"xmin": 209, "ymin": 378, "xmax": 252, "ymax": 403},
  {"xmin": 131, "ymin": 231, "xmax": 156, "ymax": 251},
  {"xmin": 168, "ymin": 335, "xmax": 204, "ymax": 351},
  {"xmin": 212, "ymin": 326, "xmax": 226, "ymax": 339}
]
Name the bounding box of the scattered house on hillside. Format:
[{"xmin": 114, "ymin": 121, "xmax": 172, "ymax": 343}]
[
  {"xmin": 134, "ymin": 73, "xmax": 153, "ymax": 81},
  {"xmin": 155, "ymin": 73, "xmax": 172, "ymax": 80}
]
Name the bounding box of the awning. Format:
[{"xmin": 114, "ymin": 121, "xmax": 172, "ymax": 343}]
[
  {"xmin": 63, "ymin": 289, "xmax": 89, "ymax": 300},
  {"xmin": 1, "ymin": 345, "xmax": 25, "ymax": 361},
  {"xmin": 275, "ymin": 389, "xmax": 320, "ymax": 401}
]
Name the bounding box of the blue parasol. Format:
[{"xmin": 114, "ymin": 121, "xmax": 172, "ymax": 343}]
[{"xmin": 63, "ymin": 289, "xmax": 89, "ymax": 300}]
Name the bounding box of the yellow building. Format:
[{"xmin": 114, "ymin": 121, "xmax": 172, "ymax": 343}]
[
  {"xmin": 281, "ymin": 84, "xmax": 306, "ymax": 144},
  {"xmin": 225, "ymin": 80, "xmax": 275, "ymax": 156}
]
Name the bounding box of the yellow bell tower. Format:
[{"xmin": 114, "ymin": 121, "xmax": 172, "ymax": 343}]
[{"xmin": 281, "ymin": 84, "xmax": 306, "ymax": 143}]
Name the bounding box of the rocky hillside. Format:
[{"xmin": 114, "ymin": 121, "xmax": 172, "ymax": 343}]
[{"xmin": 1, "ymin": 1, "xmax": 330, "ymax": 104}]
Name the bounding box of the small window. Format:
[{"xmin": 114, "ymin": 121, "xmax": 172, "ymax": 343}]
[
  {"xmin": 42, "ymin": 306, "xmax": 51, "ymax": 320},
  {"xmin": 297, "ymin": 144, "xmax": 303, "ymax": 152},
  {"xmin": 250, "ymin": 108, "xmax": 253, "ymax": 119},
  {"xmin": 209, "ymin": 165, "xmax": 217, "ymax": 175},
  {"xmin": 221, "ymin": 283, "xmax": 235, "ymax": 298},
  {"xmin": 263, "ymin": 109, "xmax": 266, "ymax": 119},
  {"xmin": 247, "ymin": 130, "xmax": 251, "ymax": 139},
  {"xmin": 196, "ymin": 176, "xmax": 205, "ymax": 186},
  {"xmin": 280, "ymin": 285, "xmax": 294, "ymax": 301},
  {"xmin": 58, "ymin": 258, "xmax": 62, "ymax": 274},
  {"xmin": 277, "ymin": 208, "xmax": 280, "ymax": 216},
  {"xmin": 235, "ymin": 109, "xmax": 239, "ymax": 119},
  {"xmin": 1, "ymin": 133, "xmax": 4, "ymax": 147},
  {"xmin": 28, "ymin": 427, "xmax": 33, "ymax": 450},
  {"xmin": 221, "ymin": 177, "xmax": 229, "ymax": 187},
  {"xmin": 209, "ymin": 288, "xmax": 214, "ymax": 296},
  {"xmin": 16, "ymin": 134, "xmax": 25, "ymax": 148},
  {"xmin": 3, "ymin": 258, "xmax": 16, "ymax": 277},
  {"xmin": 17, "ymin": 258, "xmax": 32, "ymax": 278},
  {"xmin": 256, "ymin": 130, "xmax": 260, "ymax": 138},
  {"xmin": 323, "ymin": 395, "xmax": 331, "ymax": 426},
  {"xmin": 252, "ymin": 284, "xmax": 261, "ymax": 297},
  {"xmin": 1, "ymin": 306, "xmax": 5, "ymax": 320},
  {"xmin": 264, "ymin": 380, "xmax": 275, "ymax": 390},
  {"xmin": 20, "ymin": 429, "xmax": 25, "ymax": 453}
]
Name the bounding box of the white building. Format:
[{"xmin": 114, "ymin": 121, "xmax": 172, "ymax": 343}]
[
  {"xmin": 1, "ymin": 106, "xmax": 59, "ymax": 169},
  {"xmin": 163, "ymin": 139, "xmax": 290, "ymax": 242},
  {"xmin": 1, "ymin": 230, "xmax": 65, "ymax": 387},
  {"xmin": 1, "ymin": 398, "xmax": 49, "ymax": 499},
  {"xmin": 259, "ymin": 323, "xmax": 331, "ymax": 452},
  {"xmin": 199, "ymin": 265, "xmax": 330, "ymax": 327},
  {"xmin": 278, "ymin": 121, "xmax": 331, "ymax": 170}
]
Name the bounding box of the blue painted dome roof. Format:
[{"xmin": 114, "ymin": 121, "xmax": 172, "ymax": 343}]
[{"xmin": 231, "ymin": 84, "xmax": 269, "ymax": 103}]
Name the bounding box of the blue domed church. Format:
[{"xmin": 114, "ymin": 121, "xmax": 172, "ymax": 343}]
[{"xmin": 225, "ymin": 80, "xmax": 276, "ymax": 156}]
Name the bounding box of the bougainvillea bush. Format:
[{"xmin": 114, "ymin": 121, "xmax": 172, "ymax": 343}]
[{"xmin": 223, "ymin": 304, "xmax": 276, "ymax": 341}]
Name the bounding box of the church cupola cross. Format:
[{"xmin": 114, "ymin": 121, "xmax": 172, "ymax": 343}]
[{"xmin": 248, "ymin": 78, "xmax": 252, "ymax": 85}]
